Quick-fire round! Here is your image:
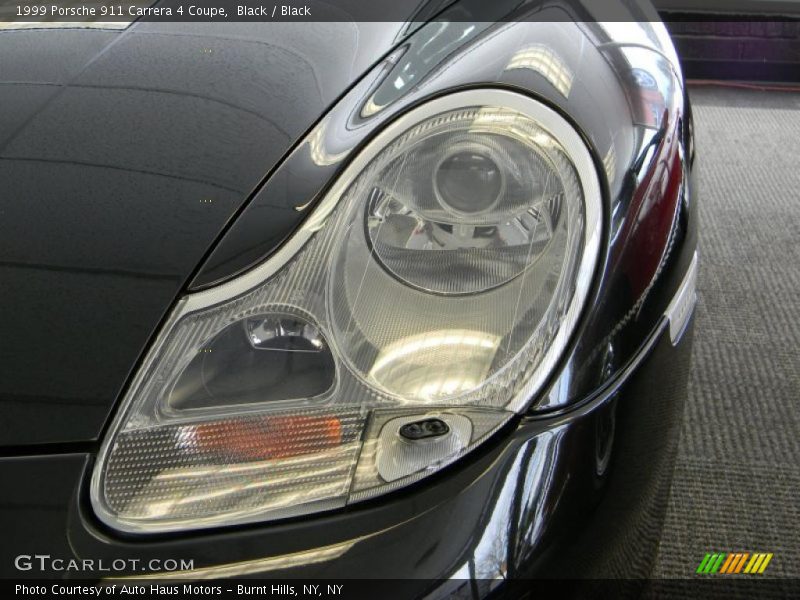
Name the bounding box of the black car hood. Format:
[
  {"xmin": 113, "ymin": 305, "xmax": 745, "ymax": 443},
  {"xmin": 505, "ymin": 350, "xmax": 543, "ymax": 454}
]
[{"xmin": 0, "ymin": 20, "xmax": 422, "ymax": 447}]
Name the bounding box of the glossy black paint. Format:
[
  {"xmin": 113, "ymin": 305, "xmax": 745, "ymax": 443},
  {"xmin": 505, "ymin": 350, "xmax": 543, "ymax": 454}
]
[
  {"xmin": 0, "ymin": 21, "xmax": 419, "ymax": 446},
  {"xmin": 0, "ymin": 315, "xmax": 694, "ymax": 586},
  {"xmin": 191, "ymin": 2, "xmax": 692, "ymax": 416},
  {"xmin": 0, "ymin": 2, "xmax": 689, "ymax": 445},
  {"xmin": 0, "ymin": 0, "xmax": 698, "ymax": 588}
]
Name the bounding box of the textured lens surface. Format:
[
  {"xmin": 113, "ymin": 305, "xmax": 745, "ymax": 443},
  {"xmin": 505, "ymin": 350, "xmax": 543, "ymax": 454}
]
[
  {"xmin": 93, "ymin": 93, "xmax": 598, "ymax": 532},
  {"xmin": 363, "ymin": 116, "xmax": 570, "ymax": 296},
  {"xmin": 105, "ymin": 409, "xmax": 363, "ymax": 524},
  {"xmin": 334, "ymin": 107, "xmax": 584, "ymax": 400}
]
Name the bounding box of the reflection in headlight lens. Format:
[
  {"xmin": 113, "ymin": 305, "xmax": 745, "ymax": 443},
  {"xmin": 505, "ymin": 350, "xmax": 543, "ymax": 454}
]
[{"xmin": 91, "ymin": 91, "xmax": 601, "ymax": 533}]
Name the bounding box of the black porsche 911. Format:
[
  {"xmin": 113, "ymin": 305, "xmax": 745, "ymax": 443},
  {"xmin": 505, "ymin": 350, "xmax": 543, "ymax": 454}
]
[{"xmin": 1, "ymin": 0, "xmax": 697, "ymax": 594}]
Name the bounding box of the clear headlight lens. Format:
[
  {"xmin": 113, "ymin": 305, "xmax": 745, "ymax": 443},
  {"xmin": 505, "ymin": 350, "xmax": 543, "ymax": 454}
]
[
  {"xmin": 91, "ymin": 90, "xmax": 601, "ymax": 533},
  {"xmin": 364, "ymin": 117, "xmax": 564, "ymax": 296}
]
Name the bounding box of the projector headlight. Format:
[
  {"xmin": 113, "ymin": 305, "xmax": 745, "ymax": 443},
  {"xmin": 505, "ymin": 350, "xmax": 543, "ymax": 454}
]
[{"xmin": 91, "ymin": 89, "xmax": 602, "ymax": 533}]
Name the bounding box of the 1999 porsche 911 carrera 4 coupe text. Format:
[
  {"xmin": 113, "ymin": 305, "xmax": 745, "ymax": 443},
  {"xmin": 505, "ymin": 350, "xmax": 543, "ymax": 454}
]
[{"xmin": 1, "ymin": 0, "xmax": 696, "ymax": 594}]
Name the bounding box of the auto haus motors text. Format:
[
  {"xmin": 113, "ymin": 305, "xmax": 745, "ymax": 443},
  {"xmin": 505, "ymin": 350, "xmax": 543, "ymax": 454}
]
[
  {"xmin": 16, "ymin": 585, "xmax": 344, "ymax": 596},
  {"xmin": 16, "ymin": 585, "xmax": 220, "ymax": 596}
]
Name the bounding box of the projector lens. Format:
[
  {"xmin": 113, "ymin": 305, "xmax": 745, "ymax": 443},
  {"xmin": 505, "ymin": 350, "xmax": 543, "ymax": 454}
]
[{"xmin": 434, "ymin": 145, "xmax": 504, "ymax": 215}]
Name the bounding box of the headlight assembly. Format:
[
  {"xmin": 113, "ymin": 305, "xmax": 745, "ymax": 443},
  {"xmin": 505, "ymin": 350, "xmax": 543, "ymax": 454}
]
[{"xmin": 91, "ymin": 89, "xmax": 602, "ymax": 533}]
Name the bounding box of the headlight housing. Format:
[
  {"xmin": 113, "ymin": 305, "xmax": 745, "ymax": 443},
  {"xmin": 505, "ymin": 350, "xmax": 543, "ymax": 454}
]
[{"xmin": 91, "ymin": 89, "xmax": 602, "ymax": 533}]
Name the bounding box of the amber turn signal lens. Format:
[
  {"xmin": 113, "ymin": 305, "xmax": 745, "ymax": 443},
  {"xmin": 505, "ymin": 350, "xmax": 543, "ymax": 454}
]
[{"xmin": 194, "ymin": 415, "xmax": 343, "ymax": 461}]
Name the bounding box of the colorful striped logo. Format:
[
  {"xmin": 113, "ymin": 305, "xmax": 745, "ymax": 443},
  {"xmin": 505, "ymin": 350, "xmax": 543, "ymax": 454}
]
[{"xmin": 696, "ymin": 552, "xmax": 773, "ymax": 574}]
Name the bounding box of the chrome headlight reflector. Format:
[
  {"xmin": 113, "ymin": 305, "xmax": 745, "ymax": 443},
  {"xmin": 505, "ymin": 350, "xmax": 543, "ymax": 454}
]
[{"xmin": 91, "ymin": 90, "xmax": 602, "ymax": 533}]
